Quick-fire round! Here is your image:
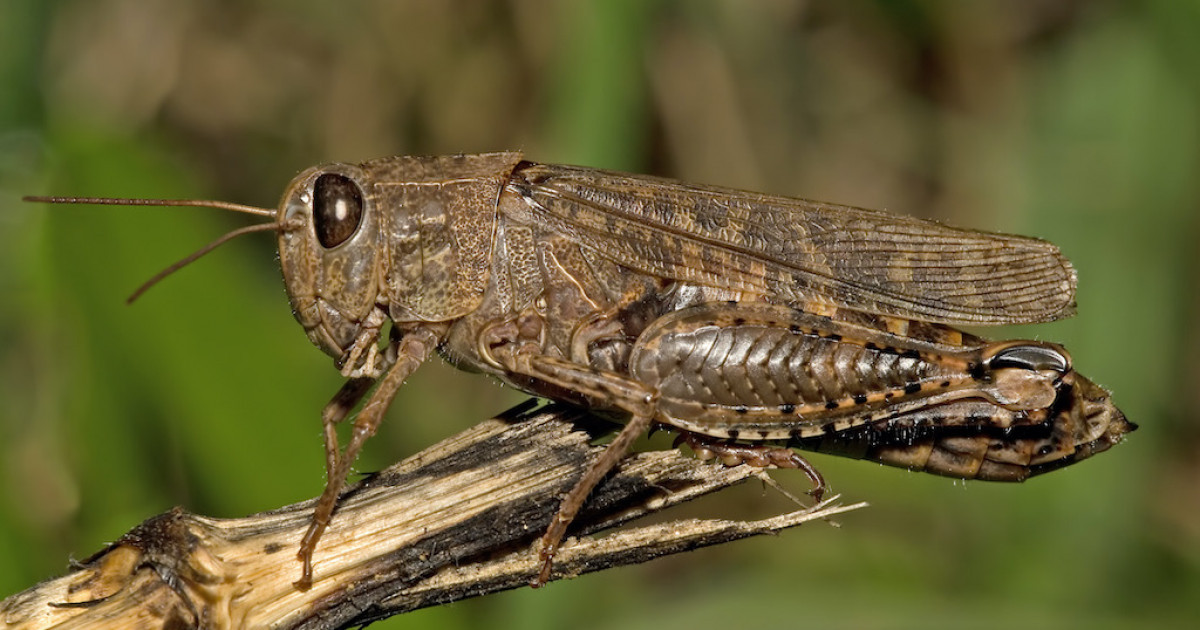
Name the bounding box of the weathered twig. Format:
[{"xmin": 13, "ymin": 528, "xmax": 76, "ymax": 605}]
[{"xmin": 0, "ymin": 402, "xmax": 864, "ymax": 629}]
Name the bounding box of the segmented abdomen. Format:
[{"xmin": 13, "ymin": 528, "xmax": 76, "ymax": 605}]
[
  {"xmin": 630, "ymin": 305, "xmax": 972, "ymax": 440},
  {"xmin": 642, "ymin": 325, "xmax": 931, "ymax": 407}
]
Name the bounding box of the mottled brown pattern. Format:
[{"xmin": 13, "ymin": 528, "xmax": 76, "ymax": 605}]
[
  {"xmin": 375, "ymin": 153, "xmax": 519, "ymax": 322},
  {"xmin": 512, "ymin": 162, "xmax": 1076, "ymax": 326}
]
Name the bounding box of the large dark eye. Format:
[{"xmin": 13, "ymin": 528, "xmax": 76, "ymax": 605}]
[
  {"xmin": 313, "ymin": 173, "xmax": 364, "ymax": 248},
  {"xmin": 988, "ymin": 344, "xmax": 1070, "ymax": 373}
]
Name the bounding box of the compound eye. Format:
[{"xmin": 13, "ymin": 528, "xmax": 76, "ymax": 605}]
[
  {"xmin": 312, "ymin": 173, "xmax": 364, "ymax": 248},
  {"xmin": 988, "ymin": 344, "xmax": 1070, "ymax": 373}
]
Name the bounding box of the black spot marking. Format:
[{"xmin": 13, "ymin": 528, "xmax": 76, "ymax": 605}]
[
  {"xmin": 968, "ymin": 362, "xmax": 985, "ymax": 380},
  {"xmin": 904, "ymin": 382, "xmax": 922, "ymax": 395},
  {"xmin": 733, "ymin": 317, "xmax": 746, "ymax": 326},
  {"xmin": 780, "ymin": 403, "xmax": 797, "ymax": 414},
  {"xmin": 826, "ymin": 333, "xmax": 843, "ymax": 342},
  {"xmin": 264, "ymin": 542, "xmax": 283, "ymax": 554},
  {"xmin": 852, "ymin": 394, "xmax": 869, "ymax": 405},
  {"xmin": 825, "ymin": 401, "xmax": 840, "ymax": 410},
  {"xmin": 512, "ymin": 182, "xmax": 534, "ymax": 198},
  {"xmin": 734, "ymin": 405, "xmax": 749, "ymax": 415},
  {"xmin": 865, "ymin": 342, "xmax": 878, "ymax": 351},
  {"xmin": 726, "ymin": 429, "xmax": 740, "ymax": 440},
  {"xmin": 902, "ymin": 349, "xmax": 921, "ymax": 359},
  {"xmin": 726, "ymin": 300, "xmax": 738, "ymax": 306},
  {"xmin": 939, "ymin": 380, "xmax": 952, "ymax": 388},
  {"xmin": 884, "ymin": 391, "xmax": 896, "ymax": 399},
  {"xmin": 788, "ymin": 324, "xmax": 802, "ymax": 333}
]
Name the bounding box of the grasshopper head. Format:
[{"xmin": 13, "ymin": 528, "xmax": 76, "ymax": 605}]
[{"xmin": 278, "ymin": 163, "xmax": 385, "ymax": 361}]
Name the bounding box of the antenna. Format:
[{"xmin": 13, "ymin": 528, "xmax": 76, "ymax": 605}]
[
  {"xmin": 23, "ymin": 195, "xmax": 277, "ymax": 218},
  {"xmin": 23, "ymin": 195, "xmax": 291, "ymax": 303}
]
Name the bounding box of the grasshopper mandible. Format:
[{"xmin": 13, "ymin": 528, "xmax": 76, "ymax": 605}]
[{"xmin": 27, "ymin": 152, "xmax": 1133, "ymax": 589}]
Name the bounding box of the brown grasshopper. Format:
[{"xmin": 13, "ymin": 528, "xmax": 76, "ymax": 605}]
[{"xmin": 27, "ymin": 152, "xmax": 1134, "ymax": 589}]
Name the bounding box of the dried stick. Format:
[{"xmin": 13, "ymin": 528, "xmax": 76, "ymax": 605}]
[{"xmin": 0, "ymin": 403, "xmax": 864, "ymax": 629}]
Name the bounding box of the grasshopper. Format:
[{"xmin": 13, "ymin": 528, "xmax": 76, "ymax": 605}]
[{"xmin": 27, "ymin": 152, "xmax": 1134, "ymax": 589}]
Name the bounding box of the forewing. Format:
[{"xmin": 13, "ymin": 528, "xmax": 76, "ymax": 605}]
[{"xmin": 509, "ymin": 163, "xmax": 1076, "ymax": 326}]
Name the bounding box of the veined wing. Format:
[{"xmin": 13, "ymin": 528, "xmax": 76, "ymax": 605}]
[{"xmin": 508, "ymin": 162, "xmax": 1076, "ymax": 326}]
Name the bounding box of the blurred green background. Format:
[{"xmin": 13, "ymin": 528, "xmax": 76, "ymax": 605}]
[{"xmin": 1, "ymin": 1, "xmax": 1197, "ymax": 628}]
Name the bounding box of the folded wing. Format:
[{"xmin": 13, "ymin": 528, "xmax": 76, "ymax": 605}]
[{"xmin": 510, "ymin": 162, "xmax": 1076, "ymax": 326}]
